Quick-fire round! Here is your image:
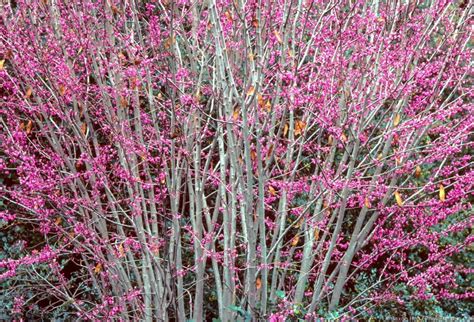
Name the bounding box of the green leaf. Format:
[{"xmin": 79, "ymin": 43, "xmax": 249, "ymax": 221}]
[
  {"xmin": 228, "ymin": 305, "xmax": 245, "ymax": 316},
  {"xmin": 275, "ymin": 290, "xmax": 285, "ymax": 299},
  {"xmin": 327, "ymin": 310, "xmax": 340, "ymax": 320}
]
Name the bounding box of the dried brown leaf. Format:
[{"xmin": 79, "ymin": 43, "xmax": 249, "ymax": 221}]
[
  {"xmin": 274, "ymin": 30, "xmax": 283, "ymax": 44},
  {"xmin": 26, "ymin": 120, "xmax": 33, "ymax": 134},
  {"xmin": 394, "ymin": 191, "xmax": 403, "ymax": 207},
  {"xmin": 439, "ymin": 184, "xmax": 446, "ymax": 202}
]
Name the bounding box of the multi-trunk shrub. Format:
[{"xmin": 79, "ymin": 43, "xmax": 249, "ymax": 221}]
[{"xmin": 1, "ymin": 0, "xmax": 472, "ymax": 320}]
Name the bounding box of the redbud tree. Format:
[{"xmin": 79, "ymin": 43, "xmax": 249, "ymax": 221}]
[{"xmin": 0, "ymin": 0, "xmax": 472, "ymax": 320}]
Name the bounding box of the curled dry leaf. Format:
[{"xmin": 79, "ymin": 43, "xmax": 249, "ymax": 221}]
[
  {"xmin": 341, "ymin": 132, "xmax": 348, "ymax": 143},
  {"xmin": 111, "ymin": 4, "xmax": 123, "ymax": 15},
  {"xmin": 118, "ymin": 243, "xmax": 125, "ymax": 258},
  {"xmin": 415, "ymin": 165, "xmax": 422, "ymax": 178},
  {"xmin": 25, "ymin": 87, "xmax": 33, "ymax": 99},
  {"xmin": 233, "ymin": 107, "xmax": 240, "ymax": 121},
  {"xmin": 264, "ymin": 100, "xmax": 271, "ymax": 112},
  {"xmin": 268, "ymin": 185, "xmax": 277, "ymax": 196},
  {"xmin": 439, "ymin": 184, "xmax": 446, "ymax": 202},
  {"xmin": 294, "ymin": 218, "xmax": 304, "ymax": 229},
  {"xmin": 250, "ymin": 150, "xmax": 257, "ymax": 161},
  {"xmin": 294, "ymin": 120, "xmax": 306, "ymax": 136},
  {"xmin": 256, "ymin": 277, "xmax": 262, "ymax": 289},
  {"xmin": 274, "ymin": 30, "xmax": 283, "ymax": 44},
  {"xmin": 314, "ymin": 228, "xmax": 320, "ymax": 241},
  {"xmin": 393, "ymin": 113, "xmax": 401, "ymax": 126},
  {"xmin": 120, "ymin": 96, "xmax": 128, "ymax": 108},
  {"xmin": 78, "ymin": 102, "xmax": 84, "ymax": 117},
  {"xmin": 291, "ymin": 235, "xmax": 299, "ymax": 246},
  {"xmin": 266, "ymin": 144, "xmax": 274, "ymax": 159},
  {"xmin": 394, "ymin": 191, "xmax": 403, "ymax": 207},
  {"xmin": 283, "ymin": 123, "xmax": 289, "ymax": 137},
  {"xmin": 59, "ymin": 85, "xmax": 66, "ymax": 96},
  {"xmin": 224, "ymin": 11, "xmax": 233, "ymax": 23},
  {"xmin": 94, "ymin": 263, "xmax": 102, "ymax": 274},
  {"xmin": 246, "ymin": 86, "xmax": 255, "ymax": 97},
  {"xmin": 164, "ymin": 36, "xmax": 175, "ymax": 49},
  {"xmin": 364, "ymin": 197, "xmax": 371, "ymax": 209},
  {"xmin": 80, "ymin": 123, "xmax": 87, "ymax": 136},
  {"xmin": 328, "ymin": 135, "xmax": 334, "ymax": 145},
  {"xmin": 257, "ymin": 93, "xmax": 265, "ymax": 107},
  {"xmin": 26, "ymin": 120, "xmax": 33, "ymax": 134},
  {"xmin": 194, "ymin": 89, "xmax": 201, "ymax": 101}
]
